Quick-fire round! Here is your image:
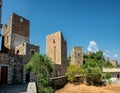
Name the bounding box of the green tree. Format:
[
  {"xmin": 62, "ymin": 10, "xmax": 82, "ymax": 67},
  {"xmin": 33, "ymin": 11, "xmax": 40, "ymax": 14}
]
[
  {"xmin": 83, "ymin": 61, "xmax": 103, "ymax": 85},
  {"xmin": 66, "ymin": 65, "xmax": 84, "ymax": 82},
  {"xmin": 103, "ymin": 61, "xmax": 113, "ymax": 68},
  {"xmin": 24, "ymin": 53, "xmax": 54, "ymax": 93},
  {"xmin": 67, "ymin": 55, "xmax": 71, "ymax": 67},
  {"xmin": 96, "ymin": 50, "xmax": 103, "ymax": 60}
]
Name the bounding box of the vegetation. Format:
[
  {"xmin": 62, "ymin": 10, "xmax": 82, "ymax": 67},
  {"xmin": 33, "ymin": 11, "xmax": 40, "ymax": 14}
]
[
  {"xmin": 24, "ymin": 53, "xmax": 54, "ymax": 93},
  {"xmin": 67, "ymin": 55, "xmax": 71, "ymax": 67},
  {"xmin": 65, "ymin": 50, "xmax": 113, "ymax": 85},
  {"xmin": 82, "ymin": 62, "xmax": 102, "ymax": 85},
  {"xmin": 65, "ymin": 64, "xmax": 84, "ymax": 82},
  {"xmin": 82, "ymin": 50, "xmax": 112, "ymax": 85}
]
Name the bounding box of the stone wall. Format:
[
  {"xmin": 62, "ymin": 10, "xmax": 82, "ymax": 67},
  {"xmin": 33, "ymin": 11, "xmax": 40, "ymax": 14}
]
[
  {"xmin": 1, "ymin": 13, "xmax": 30, "ymax": 54},
  {"xmin": 46, "ymin": 32, "xmax": 61, "ymax": 64},
  {"xmin": 51, "ymin": 76, "xmax": 67, "ymax": 89},
  {"xmin": 0, "ymin": 53, "xmax": 30, "ymax": 84},
  {"xmin": 25, "ymin": 43, "xmax": 39, "ymax": 57},
  {"xmin": 46, "ymin": 31, "xmax": 67, "ymax": 77},
  {"xmin": 71, "ymin": 46, "xmax": 83, "ymax": 66}
]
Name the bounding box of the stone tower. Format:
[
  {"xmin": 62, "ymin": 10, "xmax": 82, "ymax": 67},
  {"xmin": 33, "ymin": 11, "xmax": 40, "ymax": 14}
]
[
  {"xmin": 1, "ymin": 13, "xmax": 30, "ymax": 54},
  {"xmin": 71, "ymin": 46, "xmax": 83, "ymax": 66},
  {"xmin": 46, "ymin": 31, "xmax": 67, "ymax": 76},
  {"xmin": 0, "ymin": 0, "xmax": 2, "ymax": 29}
]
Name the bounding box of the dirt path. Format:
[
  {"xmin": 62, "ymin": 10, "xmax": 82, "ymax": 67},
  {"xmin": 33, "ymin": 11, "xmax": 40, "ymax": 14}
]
[{"xmin": 55, "ymin": 83, "xmax": 120, "ymax": 93}]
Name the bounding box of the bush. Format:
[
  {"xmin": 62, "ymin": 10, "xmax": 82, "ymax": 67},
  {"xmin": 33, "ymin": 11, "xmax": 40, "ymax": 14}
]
[
  {"xmin": 65, "ymin": 65, "xmax": 84, "ymax": 83},
  {"xmin": 84, "ymin": 63, "xmax": 103, "ymax": 85},
  {"xmin": 24, "ymin": 53, "xmax": 54, "ymax": 93}
]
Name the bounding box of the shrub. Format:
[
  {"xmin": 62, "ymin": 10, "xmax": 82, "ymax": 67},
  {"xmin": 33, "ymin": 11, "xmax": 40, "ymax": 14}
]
[{"xmin": 66, "ymin": 65, "xmax": 84, "ymax": 83}]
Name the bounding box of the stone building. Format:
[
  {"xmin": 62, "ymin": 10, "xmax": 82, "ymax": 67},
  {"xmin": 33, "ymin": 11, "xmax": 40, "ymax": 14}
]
[
  {"xmin": 103, "ymin": 68, "xmax": 120, "ymax": 84},
  {"xmin": 0, "ymin": 0, "xmax": 2, "ymax": 28},
  {"xmin": 111, "ymin": 60, "xmax": 118, "ymax": 67},
  {"xmin": 46, "ymin": 31, "xmax": 67, "ymax": 77},
  {"xmin": 1, "ymin": 13, "xmax": 30, "ymax": 54},
  {"xmin": 0, "ymin": 13, "xmax": 39, "ymax": 84},
  {"xmin": 71, "ymin": 46, "xmax": 83, "ymax": 66},
  {"xmin": 105, "ymin": 57, "xmax": 110, "ymax": 62}
]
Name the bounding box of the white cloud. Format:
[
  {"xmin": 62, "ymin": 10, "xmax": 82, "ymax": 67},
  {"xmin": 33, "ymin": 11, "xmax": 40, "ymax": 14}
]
[
  {"xmin": 87, "ymin": 41, "xmax": 99, "ymax": 52},
  {"xmin": 105, "ymin": 50, "xmax": 112, "ymax": 53},
  {"xmin": 113, "ymin": 54, "xmax": 118, "ymax": 58}
]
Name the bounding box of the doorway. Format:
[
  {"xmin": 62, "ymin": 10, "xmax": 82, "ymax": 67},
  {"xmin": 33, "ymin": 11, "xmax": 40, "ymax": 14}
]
[{"xmin": 1, "ymin": 66, "xmax": 8, "ymax": 84}]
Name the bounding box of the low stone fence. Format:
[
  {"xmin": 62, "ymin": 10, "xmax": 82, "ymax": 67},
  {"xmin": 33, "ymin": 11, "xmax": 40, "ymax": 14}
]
[
  {"xmin": 20, "ymin": 82, "xmax": 37, "ymax": 93},
  {"xmin": 21, "ymin": 76, "xmax": 67, "ymax": 93},
  {"xmin": 51, "ymin": 75, "xmax": 67, "ymax": 89}
]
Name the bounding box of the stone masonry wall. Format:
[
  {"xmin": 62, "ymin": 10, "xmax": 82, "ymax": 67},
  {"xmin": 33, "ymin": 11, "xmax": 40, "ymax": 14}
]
[
  {"xmin": 71, "ymin": 46, "xmax": 83, "ymax": 66},
  {"xmin": 46, "ymin": 32, "xmax": 61, "ymax": 64},
  {"xmin": 0, "ymin": 53, "xmax": 30, "ymax": 84},
  {"xmin": 1, "ymin": 13, "xmax": 30, "ymax": 54},
  {"xmin": 46, "ymin": 31, "xmax": 67, "ymax": 77}
]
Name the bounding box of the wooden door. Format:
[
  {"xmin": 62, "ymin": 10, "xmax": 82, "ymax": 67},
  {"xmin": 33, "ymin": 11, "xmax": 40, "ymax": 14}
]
[{"xmin": 1, "ymin": 66, "xmax": 8, "ymax": 84}]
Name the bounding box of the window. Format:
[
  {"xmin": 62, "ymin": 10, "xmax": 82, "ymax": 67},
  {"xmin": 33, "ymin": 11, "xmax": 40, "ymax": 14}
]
[
  {"xmin": 16, "ymin": 50, "xmax": 19, "ymax": 55},
  {"xmin": 78, "ymin": 53, "xmax": 80, "ymax": 56},
  {"xmin": 31, "ymin": 50, "xmax": 35, "ymax": 57},
  {"xmin": 20, "ymin": 18, "xmax": 23, "ymax": 23},
  {"xmin": 53, "ymin": 39, "xmax": 55, "ymax": 43},
  {"xmin": 54, "ymin": 46, "xmax": 56, "ymax": 62}
]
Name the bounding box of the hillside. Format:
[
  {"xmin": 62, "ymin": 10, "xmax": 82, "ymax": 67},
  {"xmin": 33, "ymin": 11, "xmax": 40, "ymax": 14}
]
[{"xmin": 55, "ymin": 83, "xmax": 120, "ymax": 93}]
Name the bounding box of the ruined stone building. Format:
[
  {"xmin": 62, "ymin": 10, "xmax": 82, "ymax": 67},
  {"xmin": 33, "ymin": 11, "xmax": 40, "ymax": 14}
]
[
  {"xmin": 71, "ymin": 46, "xmax": 83, "ymax": 66},
  {"xmin": 111, "ymin": 60, "xmax": 118, "ymax": 67},
  {"xmin": 46, "ymin": 31, "xmax": 67, "ymax": 77},
  {"xmin": 0, "ymin": 13, "xmax": 39, "ymax": 84}
]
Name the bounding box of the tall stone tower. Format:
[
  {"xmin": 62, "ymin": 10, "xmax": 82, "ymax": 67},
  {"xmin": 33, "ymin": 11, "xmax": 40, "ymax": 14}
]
[
  {"xmin": 71, "ymin": 46, "xmax": 83, "ymax": 66},
  {"xmin": 1, "ymin": 13, "xmax": 30, "ymax": 54},
  {"xmin": 0, "ymin": 0, "xmax": 2, "ymax": 50},
  {"xmin": 0, "ymin": 0, "xmax": 2, "ymax": 29},
  {"xmin": 46, "ymin": 31, "xmax": 67, "ymax": 76}
]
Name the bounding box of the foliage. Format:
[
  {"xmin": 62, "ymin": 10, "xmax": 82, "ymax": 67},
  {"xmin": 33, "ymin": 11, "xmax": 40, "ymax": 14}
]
[
  {"xmin": 65, "ymin": 65, "xmax": 84, "ymax": 82},
  {"xmin": 83, "ymin": 62, "xmax": 103, "ymax": 85},
  {"xmin": 105, "ymin": 72, "xmax": 111, "ymax": 80},
  {"xmin": 82, "ymin": 50, "xmax": 112, "ymax": 85},
  {"xmin": 103, "ymin": 61, "xmax": 113, "ymax": 68},
  {"xmin": 67, "ymin": 55, "xmax": 71, "ymax": 67},
  {"xmin": 24, "ymin": 53, "xmax": 54, "ymax": 93},
  {"xmin": 102, "ymin": 72, "xmax": 111, "ymax": 84}
]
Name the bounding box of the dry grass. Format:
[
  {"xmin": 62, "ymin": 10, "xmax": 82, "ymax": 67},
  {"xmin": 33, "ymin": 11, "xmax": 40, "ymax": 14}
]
[{"xmin": 55, "ymin": 83, "xmax": 120, "ymax": 93}]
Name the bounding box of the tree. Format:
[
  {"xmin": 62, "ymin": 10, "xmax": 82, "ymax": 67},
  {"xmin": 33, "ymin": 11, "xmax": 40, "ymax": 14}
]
[
  {"xmin": 103, "ymin": 61, "xmax": 113, "ymax": 68},
  {"xmin": 24, "ymin": 53, "xmax": 54, "ymax": 93},
  {"xmin": 96, "ymin": 50, "xmax": 103, "ymax": 60},
  {"xmin": 66, "ymin": 65, "xmax": 84, "ymax": 82},
  {"xmin": 67, "ymin": 55, "xmax": 71, "ymax": 67},
  {"xmin": 82, "ymin": 61, "xmax": 103, "ymax": 85}
]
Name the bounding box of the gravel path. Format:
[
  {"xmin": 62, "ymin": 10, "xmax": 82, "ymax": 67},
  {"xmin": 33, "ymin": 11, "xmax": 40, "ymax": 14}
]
[{"xmin": 0, "ymin": 84, "xmax": 27, "ymax": 93}]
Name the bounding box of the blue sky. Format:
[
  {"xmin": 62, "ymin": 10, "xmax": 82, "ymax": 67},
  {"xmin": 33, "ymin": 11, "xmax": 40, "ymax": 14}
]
[{"xmin": 1, "ymin": 0, "xmax": 120, "ymax": 63}]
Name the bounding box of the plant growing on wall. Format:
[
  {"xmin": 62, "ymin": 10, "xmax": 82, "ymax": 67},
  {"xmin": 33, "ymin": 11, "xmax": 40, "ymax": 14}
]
[{"xmin": 24, "ymin": 53, "xmax": 54, "ymax": 93}]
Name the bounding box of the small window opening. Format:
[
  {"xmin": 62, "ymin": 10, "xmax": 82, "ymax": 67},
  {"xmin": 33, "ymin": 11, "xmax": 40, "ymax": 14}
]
[
  {"xmin": 31, "ymin": 50, "xmax": 35, "ymax": 56},
  {"xmin": 20, "ymin": 18, "xmax": 23, "ymax": 23},
  {"xmin": 53, "ymin": 39, "xmax": 55, "ymax": 43},
  {"xmin": 17, "ymin": 50, "xmax": 19, "ymax": 55}
]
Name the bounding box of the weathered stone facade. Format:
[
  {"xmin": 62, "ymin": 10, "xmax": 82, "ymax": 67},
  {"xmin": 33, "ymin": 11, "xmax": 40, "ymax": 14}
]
[
  {"xmin": 71, "ymin": 46, "xmax": 83, "ymax": 66},
  {"xmin": 0, "ymin": 0, "xmax": 2, "ymax": 28},
  {"xmin": 46, "ymin": 31, "xmax": 67, "ymax": 77},
  {"xmin": 111, "ymin": 60, "xmax": 118, "ymax": 67},
  {"xmin": 15, "ymin": 43, "xmax": 39, "ymax": 57},
  {"xmin": 1, "ymin": 13, "xmax": 30, "ymax": 54},
  {"xmin": 0, "ymin": 13, "xmax": 39, "ymax": 84},
  {"xmin": 0, "ymin": 53, "xmax": 30, "ymax": 84}
]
